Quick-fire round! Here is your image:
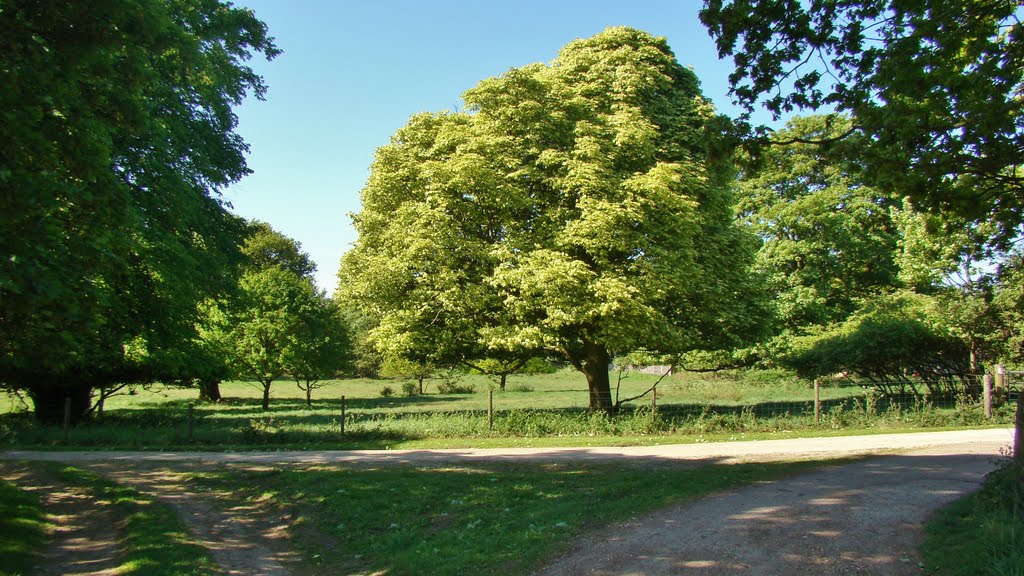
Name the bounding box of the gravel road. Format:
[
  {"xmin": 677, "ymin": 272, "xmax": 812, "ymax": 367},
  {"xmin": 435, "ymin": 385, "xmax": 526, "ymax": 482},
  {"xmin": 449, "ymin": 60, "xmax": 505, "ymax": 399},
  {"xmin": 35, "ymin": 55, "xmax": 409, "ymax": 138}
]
[{"xmin": 0, "ymin": 428, "xmax": 1013, "ymax": 467}]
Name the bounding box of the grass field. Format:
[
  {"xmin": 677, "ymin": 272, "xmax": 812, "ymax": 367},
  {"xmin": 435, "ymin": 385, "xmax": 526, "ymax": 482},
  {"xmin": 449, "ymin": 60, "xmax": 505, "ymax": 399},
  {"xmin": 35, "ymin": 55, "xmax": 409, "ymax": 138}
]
[{"xmin": 0, "ymin": 369, "xmax": 1012, "ymax": 450}]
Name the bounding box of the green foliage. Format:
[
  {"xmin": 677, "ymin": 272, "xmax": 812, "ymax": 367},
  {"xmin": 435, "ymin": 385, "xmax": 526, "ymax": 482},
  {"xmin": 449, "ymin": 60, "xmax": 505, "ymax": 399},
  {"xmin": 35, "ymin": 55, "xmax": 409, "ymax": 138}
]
[
  {"xmin": 701, "ymin": 0, "xmax": 1024, "ymax": 234},
  {"xmin": 436, "ymin": 381, "xmax": 477, "ymax": 395},
  {"xmin": 0, "ymin": 0, "xmax": 278, "ymax": 423},
  {"xmin": 781, "ymin": 292, "xmax": 971, "ymax": 396},
  {"xmin": 207, "ymin": 223, "xmax": 349, "ymax": 409},
  {"xmin": 340, "ymin": 27, "xmax": 761, "ymax": 411},
  {"xmin": 379, "ymin": 386, "xmax": 395, "ymax": 398},
  {"xmin": 989, "ymin": 254, "xmax": 1024, "ymax": 366},
  {"xmin": 736, "ymin": 115, "xmax": 900, "ymax": 332},
  {"xmin": 0, "ymin": 479, "xmax": 48, "ymax": 576},
  {"xmin": 286, "ymin": 295, "xmax": 352, "ymax": 405},
  {"xmin": 242, "ymin": 220, "xmax": 317, "ymax": 278}
]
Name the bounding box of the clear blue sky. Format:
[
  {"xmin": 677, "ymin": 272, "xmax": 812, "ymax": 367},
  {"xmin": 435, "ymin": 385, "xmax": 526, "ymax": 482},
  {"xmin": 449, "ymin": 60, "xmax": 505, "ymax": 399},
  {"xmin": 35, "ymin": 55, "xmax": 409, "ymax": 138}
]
[{"xmin": 224, "ymin": 0, "xmax": 756, "ymax": 292}]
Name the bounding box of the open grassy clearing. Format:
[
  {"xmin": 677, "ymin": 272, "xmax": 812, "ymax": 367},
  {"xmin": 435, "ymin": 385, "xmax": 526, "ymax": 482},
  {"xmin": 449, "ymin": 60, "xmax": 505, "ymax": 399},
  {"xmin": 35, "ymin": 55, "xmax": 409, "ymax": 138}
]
[
  {"xmin": 190, "ymin": 458, "xmax": 841, "ymax": 576},
  {"xmin": 1, "ymin": 369, "xmax": 1012, "ymax": 450}
]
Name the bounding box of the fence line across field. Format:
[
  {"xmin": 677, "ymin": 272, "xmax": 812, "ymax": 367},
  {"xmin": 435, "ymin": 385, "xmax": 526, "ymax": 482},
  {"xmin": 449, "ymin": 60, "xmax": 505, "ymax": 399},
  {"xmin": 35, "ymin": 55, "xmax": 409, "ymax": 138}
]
[{"xmin": 56, "ymin": 368, "xmax": 1021, "ymax": 443}]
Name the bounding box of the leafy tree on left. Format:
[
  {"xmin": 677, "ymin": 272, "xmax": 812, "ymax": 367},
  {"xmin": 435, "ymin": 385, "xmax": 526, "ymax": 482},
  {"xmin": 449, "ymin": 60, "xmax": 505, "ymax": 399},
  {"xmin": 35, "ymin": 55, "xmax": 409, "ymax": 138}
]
[{"xmin": 0, "ymin": 1, "xmax": 279, "ymax": 423}]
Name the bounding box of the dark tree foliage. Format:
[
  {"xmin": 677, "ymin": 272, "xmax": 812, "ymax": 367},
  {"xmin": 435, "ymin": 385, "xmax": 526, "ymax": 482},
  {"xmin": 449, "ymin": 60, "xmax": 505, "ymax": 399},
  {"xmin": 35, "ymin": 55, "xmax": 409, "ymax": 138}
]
[
  {"xmin": 0, "ymin": 0, "xmax": 278, "ymax": 423},
  {"xmin": 701, "ymin": 0, "xmax": 1024, "ymax": 239}
]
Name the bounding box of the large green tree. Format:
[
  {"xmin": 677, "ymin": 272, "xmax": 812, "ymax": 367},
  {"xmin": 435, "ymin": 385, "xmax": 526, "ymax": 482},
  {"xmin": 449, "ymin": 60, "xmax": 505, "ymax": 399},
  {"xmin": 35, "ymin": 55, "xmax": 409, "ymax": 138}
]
[
  {"xmin": 736, "ymin": 115, "xmax": 901, "ymax": 332},
  {"xmin": 213, "ymin": 223, "xmax": 335, "ymax": 410},
  {"xmin": 340, "ymin": 27, "xmax": 760, "ymax": 412},
  {"xmin": 0, "ymin": 0, "xmax": 278, "ymax": 422},
  {"xmin": 700, "ymin": 0, "xmax": 1024, "ymax": 236}
]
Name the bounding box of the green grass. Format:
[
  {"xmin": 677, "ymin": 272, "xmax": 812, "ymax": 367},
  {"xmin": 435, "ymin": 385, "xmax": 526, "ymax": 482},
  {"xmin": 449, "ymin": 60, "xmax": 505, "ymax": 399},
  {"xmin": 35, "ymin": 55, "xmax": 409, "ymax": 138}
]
[
  {"xmin": 923, "ymin": 459, "xmax": 1024, "ymax": 576},
  {"xmin": 0, "ymin": 369, "xmax": 1011, "ymax": 450},
  {"xmin": 0, "ymin": 479, "xmax": 49, "ymax": 576},
  {"xmin": 50, "ymin": 465, "xmax": 221, "ymax": 576},
  {"xmin": 192, "ymin": 458, "xmax": 840, "ymax": 576}
]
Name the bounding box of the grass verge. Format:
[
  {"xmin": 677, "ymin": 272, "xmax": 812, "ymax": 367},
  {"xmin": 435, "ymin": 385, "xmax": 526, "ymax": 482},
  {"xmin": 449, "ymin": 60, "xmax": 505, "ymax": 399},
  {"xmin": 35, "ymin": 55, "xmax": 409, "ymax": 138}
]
[
  {"xmin": 923, "ymin": 458, "xmax": 1024, "ymax": 576},
  {"xmin": 0, "ymin": 479, "xmax": 48, "ymax": 576},
  {"xmin": 194, "ymin": 458, "xmax": 840, "ymax": 576},
  {"xmin": 51, "ymin": 465, "xmax": 221, "ymax": 576}
]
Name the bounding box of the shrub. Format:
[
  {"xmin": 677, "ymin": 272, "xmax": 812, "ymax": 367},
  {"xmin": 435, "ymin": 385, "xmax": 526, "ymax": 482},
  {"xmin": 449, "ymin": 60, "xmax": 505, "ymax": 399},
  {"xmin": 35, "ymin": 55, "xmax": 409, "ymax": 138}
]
[
  {"xmin": 436, "ymin": 381, "xmax": 476, "ymax": 394},
  {"xmin": 379, "ymin": 386, "xmax": 394, "ymax": 397},
  {"xmin": 401, "ymin": 382, "xmax": 418, "ymax": 397}
]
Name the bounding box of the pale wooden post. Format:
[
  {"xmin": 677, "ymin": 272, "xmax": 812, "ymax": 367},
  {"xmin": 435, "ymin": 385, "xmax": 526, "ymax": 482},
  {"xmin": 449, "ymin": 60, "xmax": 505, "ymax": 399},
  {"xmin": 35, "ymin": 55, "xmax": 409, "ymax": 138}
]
[
  {"xmin": 652, "ymin": 385, "xmax": 658, "ymax": 423},
  {"xmin": 63, "ymin": 397, "xmax": 71, "ymax": 443},
  {"xmin": 998, "ymin": 364, "xmax": 1008, "ymax": 391},
  {"xmin": 983, "ymin": 373, "xmax": 993, "ymax": 418},
  {"xmin": 814, "ymin": 378, "xmax": 821, "ymax": 425},
  {"xmin": 488, "ymin": 390, "xmax": 494, "ymax": 430}
]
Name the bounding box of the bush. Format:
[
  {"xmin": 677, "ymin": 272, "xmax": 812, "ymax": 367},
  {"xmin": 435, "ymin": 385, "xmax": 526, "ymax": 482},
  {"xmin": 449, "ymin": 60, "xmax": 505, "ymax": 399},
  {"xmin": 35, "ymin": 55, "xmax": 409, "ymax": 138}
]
[
  {"xmin": 401, "ymin": 382, "xmax": 418, "ymax": 396},
  {"xmin": 436, "ymin": 381, "xmax": 476, "ymax": 394},
  {"xmin": 379, "ymin": 386, "xmax": 394, "ymax": 397}
]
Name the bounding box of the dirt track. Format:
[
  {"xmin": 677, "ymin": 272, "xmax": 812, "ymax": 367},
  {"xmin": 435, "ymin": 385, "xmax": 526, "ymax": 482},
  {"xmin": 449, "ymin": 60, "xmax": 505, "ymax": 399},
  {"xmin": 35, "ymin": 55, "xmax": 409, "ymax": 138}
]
[
  {"xmin": 2, "ymin": 428, "xmax": 1016, "ymax": 576},
  {"xmin": 1, "ymin": 428, "xmax": 1013, "ymax": 467}
]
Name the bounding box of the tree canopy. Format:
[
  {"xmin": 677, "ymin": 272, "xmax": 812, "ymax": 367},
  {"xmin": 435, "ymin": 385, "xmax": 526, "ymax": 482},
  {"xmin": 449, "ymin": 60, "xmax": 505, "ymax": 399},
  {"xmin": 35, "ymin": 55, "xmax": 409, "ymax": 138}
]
[
  {"xmin": 0, "ymin": 0, "xmax": 278, "ymax": 422},
  {"xmin": 340, "ymin": 27, "xmax": 761, "ymax": 411},
  {"xmin": 736, "ymin": 115, "xmax": 900, "ymax": 331},
  {"xmin": 700, "ymin": 0, "xmax": 1024, "ymax": 236}
]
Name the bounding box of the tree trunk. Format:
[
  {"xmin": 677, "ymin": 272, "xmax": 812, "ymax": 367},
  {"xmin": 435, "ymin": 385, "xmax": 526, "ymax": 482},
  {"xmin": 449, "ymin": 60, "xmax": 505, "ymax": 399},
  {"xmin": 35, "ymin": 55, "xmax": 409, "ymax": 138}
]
[
  {"xmin": 28, "ymin": 381, "xmax": 92, "ymax": 425},
  {"xmin": 306, "ymin": 384, "xmax": 312, "ymax": 407},
  {"xmin": 499, "ymin": 373, "xmax": 508, "ymax": 391},
  {"xmin": 418, "ymin": 376, "xmax": 424, "ymax": 395},
  {"xmin": 261, "ymin": 380, "xmax": 272, "ymax": 410},
  {"xmin": 581, "ymin": 341, "xmax": 612, "ymax": 413},
  {"xmin": 198, "ymin": 380, "xmax": 222, "ymax": 402}
]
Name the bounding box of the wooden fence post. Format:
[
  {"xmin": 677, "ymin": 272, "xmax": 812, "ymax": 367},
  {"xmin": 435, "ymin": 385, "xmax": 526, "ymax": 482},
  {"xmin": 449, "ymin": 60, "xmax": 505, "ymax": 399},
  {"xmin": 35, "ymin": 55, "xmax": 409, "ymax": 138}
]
[
  {"xmin": 983, "ymin": 373, "xmax": 993, "ymax": 419},
  {"xmin": 814, "ymin": 378, "xmax": 821, "ymax": 425},
  {"xmin": 63, "ymin": 397, "xmax": 71, "ymax": 443},
  {"xmin": 998, "ymin": 364, "xmax": 1007, "ymax": 390},
  {"xmin": 488, "ymin": 390, "xmax": 494, "ymax": 430},
  {"xmin": 341, "ymin": 395, "xmax": 346, "ymax": 435},
  {"xmin": 1015, "ymin": 388, "xmax": 1023, "ymax": 519},
  {"xmin": 652, "ymin": 386, "xmax": 658, "ymax": 424}
]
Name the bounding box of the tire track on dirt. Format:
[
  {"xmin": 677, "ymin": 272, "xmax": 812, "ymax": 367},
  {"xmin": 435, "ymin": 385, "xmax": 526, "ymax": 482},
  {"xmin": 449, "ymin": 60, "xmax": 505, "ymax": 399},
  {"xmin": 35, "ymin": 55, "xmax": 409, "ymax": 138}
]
[
  {"xmin": 0, "ymin": 462, "xmax": 122, "ymax": 576},
  {"xmin": 83, "ymin": 463, "xmax": 299, "ymax": 576}
]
